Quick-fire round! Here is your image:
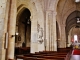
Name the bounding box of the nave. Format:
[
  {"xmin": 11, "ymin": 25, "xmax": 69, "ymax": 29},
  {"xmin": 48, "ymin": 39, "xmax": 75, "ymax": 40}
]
[
  {"xmin": 1, "ymin": 0, "xmax": 80, "ymax": 60},
  {"xmin": 15, "ymin": 47, "xmax": 72, "ymax": 60}
]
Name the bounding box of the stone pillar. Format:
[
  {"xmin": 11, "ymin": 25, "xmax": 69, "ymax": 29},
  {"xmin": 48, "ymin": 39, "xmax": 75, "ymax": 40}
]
[
  {"xmin": 68, "ymin": 34, "xmax": 70, "ymax": 47},
  {"xmin": 60, "ymin": 25, "xmax": 66, "ymax": 48},
  {"xmin": 46, "ymin": 11, "xmax": 51, "ymax": 51},
  {"xmin": 7, "ymin": 0, "xmax": 16, "ymax": 59},
  {"xmin": 52, "ymin": 11, "xmax": 57, "ymax": 51},
  {"xmin": 46, "ymin": 11, "xmax": 57, "ymax": 51},
  {"xmin": 30, "ymin": 18, "xmax": 38, "ymax": 53}
]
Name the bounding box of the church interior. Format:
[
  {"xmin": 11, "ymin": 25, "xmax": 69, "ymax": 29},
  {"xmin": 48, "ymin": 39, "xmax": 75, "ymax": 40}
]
[{"xmin": 0, "ymin": 0, "xmax": 80, "ymax": 60}]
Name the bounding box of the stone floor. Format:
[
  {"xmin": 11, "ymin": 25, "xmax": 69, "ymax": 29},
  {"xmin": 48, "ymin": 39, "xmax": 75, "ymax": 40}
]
[
  {"xmin": 70, "ymin": 49, "xmax": 80, "ymax": 60},
  {"xmin": 70, "ymin": 55, "xmax": 80, "ymax": 60}
]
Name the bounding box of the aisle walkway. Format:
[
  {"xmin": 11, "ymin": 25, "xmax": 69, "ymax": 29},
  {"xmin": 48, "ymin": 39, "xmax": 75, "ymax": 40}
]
[
  {"xmin": 70, "ymin": 55, "xmax": 80, "ymax": 60},
  {"xmin": 70, "ymin": 49, "xmax": 80, "ymax": 60}
]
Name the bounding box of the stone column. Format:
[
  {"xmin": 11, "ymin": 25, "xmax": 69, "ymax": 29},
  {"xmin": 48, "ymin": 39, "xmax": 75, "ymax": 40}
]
[
  {"xmin": 46, "ymin": 11, "xmax": 57, "ymax": 51},
  {"xmin": 30, "ymin": 18, "xmax": 38, "ymax": 53},
  {"xmin": 46, "ymin": 11, "xmax": 51, "ymax": 51},
  {"xmin": 60, "ymin": 25, "xmax": 66, "ymax": 48},
  {"xmin": 67, "ymin": 30, "xmax": 71, "ymax": 47},
  {"xmin": 52, "ymin": 11, "xmax": 57, "ymax": 51},
  {"xmin": 7, "ymin": 0, "xmax": 16, "ymax": 60}
]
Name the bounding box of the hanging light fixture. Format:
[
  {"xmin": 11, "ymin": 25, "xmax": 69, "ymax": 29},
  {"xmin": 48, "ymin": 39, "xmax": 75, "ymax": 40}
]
[
  {"xmin": 77, "ymin": 17, "xmax": 80, "ymax": 23},
  {"xmin": 27, "ymin": 18, "xmax": 31, "ymax": 24},
  {"xmin": 25, "ymin": 17, "xmax": 31, "ymax": 24},
  {"xmin": 75, "ymin": 0, "xmax": 80, "ymax": 23},
  {"xmin": 27, "ymin": 19, "xmax": 30, "ymax": 24},
  {"xmin": 75, "ymin": 0, "xmax": 80, "ymax": 28},
  {"xmin": 75, "ymin": 0, "xmax": 80, "ymax": 3}
]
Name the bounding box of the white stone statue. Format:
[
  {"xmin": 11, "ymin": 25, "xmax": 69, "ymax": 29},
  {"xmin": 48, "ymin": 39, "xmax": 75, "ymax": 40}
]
[
  {"xmin": 37, "ymin": 24, "xmax": 43, "ymax": 39},
  {"xmin": 37, "ymin": 24, "xmax": 43, "ymax": 44}
]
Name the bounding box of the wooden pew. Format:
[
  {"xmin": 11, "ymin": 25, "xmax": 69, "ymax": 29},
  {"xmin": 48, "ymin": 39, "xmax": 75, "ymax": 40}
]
[
  {"xmin": 16, "ymin": 55, "xmax": 25, "ymax": 60},
  {"xmin": 57, "ymin": 48, "xmax": 71, "ymax": 53},
  {"xmin": 16, "ymin": 55, "xmax": 61, "ymax": 60},
  {"xmin": 23, "ymin": 53, "xmax": 66, "ymax": 60},
  {"xmin": 16, "ymin": 55, "xmax": 66, "ymax": 60},
  {"xmin": 15, "ymin": 47, "xmax": 30, "ymax": 55},
  {"xmin": 16, "ymin": 48, "xmax": 71, "ymax": 60}
]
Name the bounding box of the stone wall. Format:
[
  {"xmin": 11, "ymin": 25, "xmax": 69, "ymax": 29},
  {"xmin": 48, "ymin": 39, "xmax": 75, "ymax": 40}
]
[{"xmin": 0, "ymin": 0, "xmax": 7, "ymax": 60}]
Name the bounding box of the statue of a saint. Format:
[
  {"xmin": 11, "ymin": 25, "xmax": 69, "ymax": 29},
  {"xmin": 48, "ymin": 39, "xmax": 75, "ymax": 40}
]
[
  {"xmin": 37, "ymin": 24, "xmax": 43, "ymax": 44},
  {"xmin": 37, "ymin": 24, "xmax": 43, "ymax": 39},
  {"xmin": 38, "ymin": 27, "xmax": 43, "ymax": 39}
]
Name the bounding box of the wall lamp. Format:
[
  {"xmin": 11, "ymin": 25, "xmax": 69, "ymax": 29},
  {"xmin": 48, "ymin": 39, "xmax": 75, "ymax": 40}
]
[{"xmin": 11, "ymin": 32, "xmax": 19, "ymax": 37}]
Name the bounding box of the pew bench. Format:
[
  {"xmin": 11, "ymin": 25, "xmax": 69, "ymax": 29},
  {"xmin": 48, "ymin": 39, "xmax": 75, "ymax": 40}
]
[{"xmin": 16, "ymin": 55, "xmax": 62, "ymax": 60}]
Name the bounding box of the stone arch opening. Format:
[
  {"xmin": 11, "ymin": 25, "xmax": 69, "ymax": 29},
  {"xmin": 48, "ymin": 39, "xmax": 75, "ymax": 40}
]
[
  {"xmin": 15, "ymin": 8, "xmax": 31, "ymax": 54},
  {"xmin": 66, "ymin": 11, "xmax": 80, "ymax": 47}
]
